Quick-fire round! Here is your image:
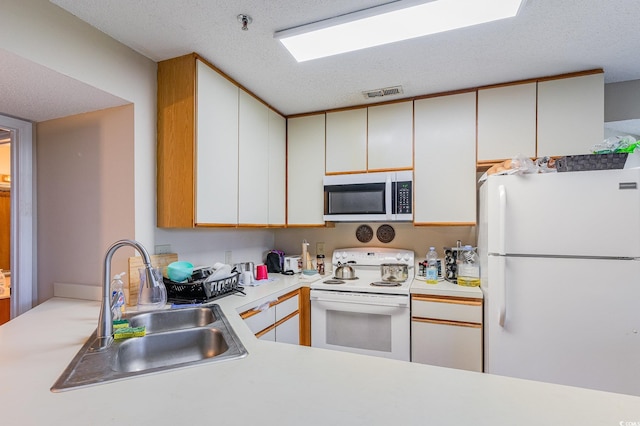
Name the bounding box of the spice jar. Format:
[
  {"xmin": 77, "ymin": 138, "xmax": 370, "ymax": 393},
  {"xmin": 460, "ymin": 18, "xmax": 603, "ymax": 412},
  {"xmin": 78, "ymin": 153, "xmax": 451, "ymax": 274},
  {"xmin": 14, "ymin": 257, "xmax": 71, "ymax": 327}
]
[{"xmin": 316, "ymin": 254, "xmax": 325, "ymax": 275}]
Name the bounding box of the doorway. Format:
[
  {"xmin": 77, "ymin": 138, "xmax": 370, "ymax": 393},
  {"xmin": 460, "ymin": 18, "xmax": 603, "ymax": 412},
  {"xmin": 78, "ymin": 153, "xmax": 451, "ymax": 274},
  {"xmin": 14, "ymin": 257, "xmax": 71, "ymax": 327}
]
[{"xmin": 0, "ymin": 115, "xmax": 35, "ymax": 320}]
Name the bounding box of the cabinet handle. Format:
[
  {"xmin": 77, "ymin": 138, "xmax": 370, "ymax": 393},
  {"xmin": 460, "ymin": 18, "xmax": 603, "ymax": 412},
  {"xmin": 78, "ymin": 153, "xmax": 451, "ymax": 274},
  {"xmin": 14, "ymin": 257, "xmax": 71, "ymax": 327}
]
[
  {"xmin": 412, "ymin": 317, "xmax": 481, "ymax": 328},
  {"xmin": 412, "ymin": 295, "xmax": 482, "ymax": 306}
]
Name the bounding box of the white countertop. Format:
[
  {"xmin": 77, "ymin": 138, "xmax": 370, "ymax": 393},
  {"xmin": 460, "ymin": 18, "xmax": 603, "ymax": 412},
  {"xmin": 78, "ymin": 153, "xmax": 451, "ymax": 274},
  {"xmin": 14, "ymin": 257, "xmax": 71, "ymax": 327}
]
[{"xmin": 0, "ymin": 274, "xmax": 638, "ymax": 425}]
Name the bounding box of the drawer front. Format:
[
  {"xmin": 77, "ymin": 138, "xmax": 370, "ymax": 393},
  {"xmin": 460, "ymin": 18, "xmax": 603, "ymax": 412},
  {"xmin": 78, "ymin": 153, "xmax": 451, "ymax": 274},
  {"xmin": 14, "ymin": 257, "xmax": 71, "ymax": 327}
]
[
  {"xmin": 244, "ymin": 305, "xmax": 276, "ymax": 334},
  {"xmin": 276, "ymin": 294, "xmax": 299, "ymax": 322},
  {"xmin": 412, "ymin": 296, "xmax": 482, "ymax": 323},
  {"xmin": 411, "ymin": 320, "xmax": 482, "ymax": 372}
]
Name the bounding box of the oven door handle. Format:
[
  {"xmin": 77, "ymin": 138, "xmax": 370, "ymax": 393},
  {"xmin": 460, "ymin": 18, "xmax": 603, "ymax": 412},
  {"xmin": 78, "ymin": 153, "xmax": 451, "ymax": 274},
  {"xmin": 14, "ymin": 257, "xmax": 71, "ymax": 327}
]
[{"xmin": 310, "ymin": 293, "xmax": 409, "ymax": 308}]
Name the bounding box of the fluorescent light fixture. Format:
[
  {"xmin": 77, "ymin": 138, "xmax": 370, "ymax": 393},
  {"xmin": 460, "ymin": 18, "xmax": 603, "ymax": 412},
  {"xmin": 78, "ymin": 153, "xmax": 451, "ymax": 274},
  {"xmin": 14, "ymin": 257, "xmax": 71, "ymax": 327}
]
[{"xmin": 275, "ymin": 0, "xmax": 526, "ymax": 62}]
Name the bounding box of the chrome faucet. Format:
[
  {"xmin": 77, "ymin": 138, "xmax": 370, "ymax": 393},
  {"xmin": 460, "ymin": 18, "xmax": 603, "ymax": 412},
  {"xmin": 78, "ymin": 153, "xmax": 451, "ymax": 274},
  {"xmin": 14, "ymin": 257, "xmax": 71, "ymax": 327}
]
[{"xmin": 93, "ymin": 239, "xmax": 155, "ymax": 350}]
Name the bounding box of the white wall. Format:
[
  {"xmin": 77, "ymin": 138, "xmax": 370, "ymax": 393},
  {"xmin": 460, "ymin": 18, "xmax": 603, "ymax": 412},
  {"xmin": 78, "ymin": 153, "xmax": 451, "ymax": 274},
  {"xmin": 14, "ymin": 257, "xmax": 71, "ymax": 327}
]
[
  {"xmin": 605, "ymin": 80, "xmax": 640, "ymax": 122},
  {"xmin": 1, "ymin": 0, "xmax": 157, "ymax": 248},
  {"xmin": 155, "ymin": 229, "xmax": 275, "ymax": 267}
]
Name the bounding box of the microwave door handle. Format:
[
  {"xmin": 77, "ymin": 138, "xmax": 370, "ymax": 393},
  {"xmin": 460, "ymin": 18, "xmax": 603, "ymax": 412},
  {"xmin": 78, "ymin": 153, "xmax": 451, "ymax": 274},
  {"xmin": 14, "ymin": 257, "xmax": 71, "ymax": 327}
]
[{"xmin": 386, "ymin": 175, "xmax": 393, "ymax": 220}]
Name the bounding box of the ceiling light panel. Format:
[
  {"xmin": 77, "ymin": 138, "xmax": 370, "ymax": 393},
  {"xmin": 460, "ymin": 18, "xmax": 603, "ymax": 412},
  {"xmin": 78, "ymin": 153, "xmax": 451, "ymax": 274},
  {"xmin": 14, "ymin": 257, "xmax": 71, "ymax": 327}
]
[{"xmin": 275, "ymin": 0, "xmax": 526, "ymax": 62}]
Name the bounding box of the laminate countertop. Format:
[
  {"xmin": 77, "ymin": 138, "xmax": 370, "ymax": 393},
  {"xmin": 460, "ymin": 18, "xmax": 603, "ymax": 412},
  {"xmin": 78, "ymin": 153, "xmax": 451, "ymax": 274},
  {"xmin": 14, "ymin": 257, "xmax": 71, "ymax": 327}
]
[{"xmin": 0, "ymin": 274, "xmax": 638, "ymax": 425}]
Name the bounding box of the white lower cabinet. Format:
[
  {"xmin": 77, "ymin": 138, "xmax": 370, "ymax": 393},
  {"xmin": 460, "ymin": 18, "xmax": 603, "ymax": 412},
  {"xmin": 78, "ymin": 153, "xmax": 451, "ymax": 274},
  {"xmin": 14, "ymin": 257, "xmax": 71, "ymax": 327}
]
[
  {"xmin": 411, "ymin": 294, "xmax": 483, "ymax": 372},
  {"xmin": 241, "ymin": 290, "xmax": 301, "ymax": 345}
]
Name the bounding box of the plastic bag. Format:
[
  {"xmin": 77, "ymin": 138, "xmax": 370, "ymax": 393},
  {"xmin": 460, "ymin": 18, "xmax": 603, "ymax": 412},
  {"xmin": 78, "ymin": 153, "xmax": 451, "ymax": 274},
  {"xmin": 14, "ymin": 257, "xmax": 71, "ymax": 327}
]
[{"xmin": 592, "ymin": 135, "xmax": 638, "ymax": 154}]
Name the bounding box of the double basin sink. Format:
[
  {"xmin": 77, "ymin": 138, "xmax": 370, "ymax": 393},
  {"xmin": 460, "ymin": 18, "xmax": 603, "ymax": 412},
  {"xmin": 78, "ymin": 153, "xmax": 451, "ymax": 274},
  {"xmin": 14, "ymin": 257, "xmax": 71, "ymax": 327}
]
[{"xmin": 51, "ymin": 304, "xmax": 247, "ymax": 391}]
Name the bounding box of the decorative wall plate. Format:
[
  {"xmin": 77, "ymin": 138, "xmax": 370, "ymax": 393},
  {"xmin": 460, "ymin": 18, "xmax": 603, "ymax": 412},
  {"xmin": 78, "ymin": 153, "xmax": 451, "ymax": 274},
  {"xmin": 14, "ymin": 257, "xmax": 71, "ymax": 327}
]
[
  {"xmin": 376, "ymin": 224, "xmax": 395, "ymax": 243},
  {"xmin": 355, "ymin": 224, "xmax": 374, "ymax": 243}
]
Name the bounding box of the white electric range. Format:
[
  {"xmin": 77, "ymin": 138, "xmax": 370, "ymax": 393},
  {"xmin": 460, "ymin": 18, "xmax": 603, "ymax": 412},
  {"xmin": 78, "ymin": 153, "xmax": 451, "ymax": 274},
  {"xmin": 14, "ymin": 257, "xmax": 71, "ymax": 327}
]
[{"xmin": 310, "ymin": 247, "xmax": 414, "ymax": 361}]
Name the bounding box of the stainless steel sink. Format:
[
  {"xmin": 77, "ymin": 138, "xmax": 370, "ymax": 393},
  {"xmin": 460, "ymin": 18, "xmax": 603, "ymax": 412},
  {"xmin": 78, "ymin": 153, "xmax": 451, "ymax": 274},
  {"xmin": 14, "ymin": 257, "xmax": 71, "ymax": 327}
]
[
  {"xmin": 128, "ymin": 307, "xmax": 217, "ymax": 333},
  {"xmin": 112, "ymin": 327, "xmax": 228, "ymax": 373},
  {"xmin": 51, "ymin": 304, "xmax": 247, "ymax": 392}
]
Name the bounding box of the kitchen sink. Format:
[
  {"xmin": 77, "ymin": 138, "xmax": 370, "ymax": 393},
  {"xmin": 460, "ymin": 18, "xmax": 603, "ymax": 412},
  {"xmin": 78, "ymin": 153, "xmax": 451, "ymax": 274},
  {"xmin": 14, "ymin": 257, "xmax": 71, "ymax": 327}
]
[
  {"xmin": 127, "ymin": 307, "xmax": 217, "ymax": 333},
  {"xmin": 51, "ymin": 304, "xmax": 247, "ymax": 392},
  {"xmin": 112, "ymin": 327, "xmax": 228, "ymax": 373}
]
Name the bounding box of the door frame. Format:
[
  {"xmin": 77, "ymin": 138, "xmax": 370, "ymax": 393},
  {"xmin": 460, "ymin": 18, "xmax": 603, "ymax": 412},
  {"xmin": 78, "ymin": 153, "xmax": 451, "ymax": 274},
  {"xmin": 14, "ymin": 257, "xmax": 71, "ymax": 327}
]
[{"xmin": 0, "ymin": 115, "xmax": 35, "ymax": 317}]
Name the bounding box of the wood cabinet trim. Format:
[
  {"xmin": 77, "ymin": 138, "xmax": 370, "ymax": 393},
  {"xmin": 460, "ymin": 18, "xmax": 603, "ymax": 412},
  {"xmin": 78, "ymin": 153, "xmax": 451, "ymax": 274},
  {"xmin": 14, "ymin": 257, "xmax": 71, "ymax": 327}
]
[
  {"xmin": 412, "ymin": 317, "xmax": 482, "ymax": 328},
  {"xmin": 299, "ymin": 287, "xmax": 311, "ymax": 346},
  {"xmin": 412, "ymin": 294, "xmax": 482, "ymax": 306},
  {"xmin": 240, "ymin": 289, "xmax": 300, "ymax": 319},
  {"xmin": 157, "ymin": 54, "xmax": 197, "ymax": 228},
  {"xmin": 254, "ymin": 310, "xmax": 300, "ymax": 338}
]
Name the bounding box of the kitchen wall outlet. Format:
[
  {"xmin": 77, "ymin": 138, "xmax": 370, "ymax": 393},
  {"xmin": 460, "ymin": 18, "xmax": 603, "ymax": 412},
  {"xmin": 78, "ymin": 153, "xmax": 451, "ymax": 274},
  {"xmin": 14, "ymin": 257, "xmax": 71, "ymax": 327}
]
[
  {"xmin": 225, "ymin": 250, "xmax": 232, "ymax": 264},
  {"xmin": 316, "ymin": 242, "xmax": 325, "ymax": 256},
  {"xmin": 155, "ymin": 244, "xmax": 171, "ymax": 255}
]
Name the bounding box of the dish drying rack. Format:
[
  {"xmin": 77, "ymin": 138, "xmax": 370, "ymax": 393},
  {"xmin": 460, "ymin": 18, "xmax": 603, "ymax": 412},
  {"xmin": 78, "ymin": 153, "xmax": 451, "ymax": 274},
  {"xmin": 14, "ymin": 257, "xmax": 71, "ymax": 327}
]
[{"xmin": 163, "ymin": 272, "xmax": 243, "ymax": 304}]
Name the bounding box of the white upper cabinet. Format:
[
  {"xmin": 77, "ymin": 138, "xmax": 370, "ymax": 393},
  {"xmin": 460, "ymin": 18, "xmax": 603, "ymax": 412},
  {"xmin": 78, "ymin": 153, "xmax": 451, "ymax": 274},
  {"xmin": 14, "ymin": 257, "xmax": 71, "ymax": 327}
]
[
  {"xmin": 368, "ymin": 101, "xmax": 413, "ymax": 171},
  {"xmin": 288, "ymin": 114, "xmax": 326, "ymax": 226},
  {"xmin": 477, "ymin": 83, "xmax": 537, "ymax": 162},
  {"xmin": 238, "ymin": 90, "xmax": 270, "ymax": 225},
  {"xmin": 414, "ymin": 92, "xmax": 477, "ymax": 225},
  {"xmin": 268, "ymin": 109, "xmax": 286, "ymax": 226},
  {"xmin": 325, "ymin": 109, "xmax": 367, "ymax": 174},
  {"xmin": 196, "ymin": 59, "xmax": 239, "ymax": 225},
  {"xmin": 537, "ymin": 73, "xmax": 604, "ymax": 157}
]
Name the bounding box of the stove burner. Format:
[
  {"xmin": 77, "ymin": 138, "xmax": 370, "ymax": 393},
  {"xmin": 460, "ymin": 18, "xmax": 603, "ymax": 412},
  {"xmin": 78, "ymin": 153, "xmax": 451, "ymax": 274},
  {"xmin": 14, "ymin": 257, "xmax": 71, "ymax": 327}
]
[
  {"xmin": 370, "ymin": 281, "xmax": 402, "ymax": 287},
  {"xmin": 323, "ymin": 279, "xmax": 346, "ymax": 285}
]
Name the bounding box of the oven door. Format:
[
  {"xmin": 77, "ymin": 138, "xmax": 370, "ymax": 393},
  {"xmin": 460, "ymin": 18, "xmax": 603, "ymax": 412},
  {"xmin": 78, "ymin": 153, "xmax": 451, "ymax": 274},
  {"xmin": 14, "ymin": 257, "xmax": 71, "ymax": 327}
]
[{"xmin": 310, "ymin": 289, "xmax": 410, "ymax": 361}]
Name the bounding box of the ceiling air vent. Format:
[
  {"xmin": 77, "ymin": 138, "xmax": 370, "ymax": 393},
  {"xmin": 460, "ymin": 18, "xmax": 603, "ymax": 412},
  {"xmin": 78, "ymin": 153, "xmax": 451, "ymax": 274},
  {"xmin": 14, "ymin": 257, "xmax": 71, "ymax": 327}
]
[{"xmin": 362, "ymin": 85, "xmax": 404, "ymax": 99}]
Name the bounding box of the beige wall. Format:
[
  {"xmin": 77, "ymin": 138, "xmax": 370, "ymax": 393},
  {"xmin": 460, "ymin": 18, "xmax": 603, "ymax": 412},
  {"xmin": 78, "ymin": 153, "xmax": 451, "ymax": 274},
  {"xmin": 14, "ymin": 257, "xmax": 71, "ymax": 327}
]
[
  {"xmin": 274, "ymin": 223, "xmax": 476, "ymax": 266},
  {"xmin": 37, "ymin": 106, "xmax": 135, "ymax": 301}
]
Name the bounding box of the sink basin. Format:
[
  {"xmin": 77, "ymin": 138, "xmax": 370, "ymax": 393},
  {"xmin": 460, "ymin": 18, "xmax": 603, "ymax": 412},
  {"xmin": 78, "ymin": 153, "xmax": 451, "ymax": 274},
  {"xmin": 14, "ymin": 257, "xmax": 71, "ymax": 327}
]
[
  {"xmin": 51, "ymin": 305, "xmax": 247, "ymax": 392},
  {"xmin": 128, "ymin": 307, "xmax": 216, "ymax": 333},
  {"xmin": 112, "ymin": 327, "xmax": 228, "ymax": 373}
]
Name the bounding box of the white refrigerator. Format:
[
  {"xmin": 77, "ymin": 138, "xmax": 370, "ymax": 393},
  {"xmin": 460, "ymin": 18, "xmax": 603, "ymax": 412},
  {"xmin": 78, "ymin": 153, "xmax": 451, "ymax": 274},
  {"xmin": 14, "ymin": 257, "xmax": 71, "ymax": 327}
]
[{"xmin": 478, "ymin": 168, "xmax": 640, "ymax": 396}]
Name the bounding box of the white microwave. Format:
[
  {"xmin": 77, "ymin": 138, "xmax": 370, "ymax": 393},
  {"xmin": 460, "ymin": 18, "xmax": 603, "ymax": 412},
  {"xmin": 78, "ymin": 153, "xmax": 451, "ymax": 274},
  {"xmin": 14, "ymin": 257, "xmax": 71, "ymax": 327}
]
[{"xmin": 323, "ymin": 171, "xmax": 413, "ymax": 222}]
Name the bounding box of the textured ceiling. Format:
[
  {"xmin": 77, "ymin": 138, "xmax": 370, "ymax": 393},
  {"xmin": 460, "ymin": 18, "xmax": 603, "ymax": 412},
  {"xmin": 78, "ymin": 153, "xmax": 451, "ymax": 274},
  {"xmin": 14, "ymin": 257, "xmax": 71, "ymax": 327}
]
[{"xmin": 48, "ymin": 0, "xmax": 640, "ymax": 116}]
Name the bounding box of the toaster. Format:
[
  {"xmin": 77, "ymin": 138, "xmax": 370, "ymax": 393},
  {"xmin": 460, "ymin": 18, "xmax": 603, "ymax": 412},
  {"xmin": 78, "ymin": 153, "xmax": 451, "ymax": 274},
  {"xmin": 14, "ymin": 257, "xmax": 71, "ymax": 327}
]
[{"xmin": 283, "ymin": 256, "xmax": 301, "ymax": 274}]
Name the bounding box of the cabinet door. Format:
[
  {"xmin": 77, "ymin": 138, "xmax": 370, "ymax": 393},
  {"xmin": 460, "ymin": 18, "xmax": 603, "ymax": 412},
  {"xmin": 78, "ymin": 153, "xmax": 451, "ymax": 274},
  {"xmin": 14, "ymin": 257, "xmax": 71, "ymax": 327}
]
[
  {"xmin": 414, "ymin": 92, "xmax": 477, "ymax": 224},
  {"xmin": 537, "ymin": 73, "xmax": 604, "ymax": 157},
  {"xmin": 238, "ymin": 90, "xmax": 269, "ymax": 225},
  {"xmin": 287, "ymin": 114, "xmax": 326, "ymax": 226},
  {"xmin": 411, "ymin": 319, "xmax": 482, "ymax": 372},
  {"xmin": 368, "ymin": 101, "xmax": 413, "ymax": 171},
  {"xmin": 268, "ymin": 110, "xmax": 287, "ymax": 226},
  {"xmin": 195, "ymin": 60, "xmax": 239, "ymax": 225},
  {"xmin": 477, "ymin": 83, "xmax": 537, "ymax": 162},
  {"xmin": 325, "ymin": 109, "xmax": 367, "ymax": 174},
  {"xmin": 243, "ymin": 305, "xmax": 276, "ymax": 334},
  {"xmin": 276, "ymin": 313, "xmax": 300, "ymax": 345}
]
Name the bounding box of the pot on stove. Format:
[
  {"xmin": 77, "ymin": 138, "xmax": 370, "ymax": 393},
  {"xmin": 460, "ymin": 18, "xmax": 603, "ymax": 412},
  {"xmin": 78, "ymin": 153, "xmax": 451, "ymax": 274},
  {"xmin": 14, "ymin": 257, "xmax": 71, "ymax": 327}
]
[
  {"xmin": 380, "ymin": 263, "xmax": 408, "ymax": 282},
  {"xmin": 334, "ymin": 262, "xmax": 356, "ymax": 280}
]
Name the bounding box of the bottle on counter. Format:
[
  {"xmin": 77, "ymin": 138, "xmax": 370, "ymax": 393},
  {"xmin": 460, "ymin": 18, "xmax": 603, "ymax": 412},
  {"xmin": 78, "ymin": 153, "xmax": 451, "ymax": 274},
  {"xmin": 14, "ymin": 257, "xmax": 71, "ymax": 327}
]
[
  {"xmin": 111, "ymin": 272, "xmax": 126, "ymax": 320},
  {"xmin": 457, "ymin": 245, "xmax": 480, "ymax": 287},
  {"xmin": 426, "ymin": 247, "xmax": 439, "ymax": 284}
]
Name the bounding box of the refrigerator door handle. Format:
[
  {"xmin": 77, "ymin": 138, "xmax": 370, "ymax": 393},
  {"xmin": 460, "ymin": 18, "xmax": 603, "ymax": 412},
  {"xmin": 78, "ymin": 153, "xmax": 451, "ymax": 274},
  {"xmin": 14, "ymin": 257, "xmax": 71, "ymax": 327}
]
[
  {"xmin": 498, "ymin": 256, "xmax": 507, "ymax": 327},
  {"xmin": 498, "ymin": 184, "xmax": 506, "ymax": 255}
]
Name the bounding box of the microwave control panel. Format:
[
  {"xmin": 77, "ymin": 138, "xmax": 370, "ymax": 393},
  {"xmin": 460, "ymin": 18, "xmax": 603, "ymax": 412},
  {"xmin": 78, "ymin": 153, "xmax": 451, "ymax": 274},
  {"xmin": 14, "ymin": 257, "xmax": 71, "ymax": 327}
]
[{"xmin": 394, "ymin": 181, "xmax": 412, "ymax": 214}]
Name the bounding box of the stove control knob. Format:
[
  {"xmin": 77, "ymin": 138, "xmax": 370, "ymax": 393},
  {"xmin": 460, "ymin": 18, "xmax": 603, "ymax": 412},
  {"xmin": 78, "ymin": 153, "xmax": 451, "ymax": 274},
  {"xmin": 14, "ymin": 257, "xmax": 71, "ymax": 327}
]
[
  {"xmin": 396, "ymin": 253, "xmax": 402, "ymax": 260},
  {"xmin": 403, "ymin": 254, "xmax": 411, "ymax": 262},
  {"xmin": 340, "ymin": 251, "xmax": 348, "ymax": 260}
]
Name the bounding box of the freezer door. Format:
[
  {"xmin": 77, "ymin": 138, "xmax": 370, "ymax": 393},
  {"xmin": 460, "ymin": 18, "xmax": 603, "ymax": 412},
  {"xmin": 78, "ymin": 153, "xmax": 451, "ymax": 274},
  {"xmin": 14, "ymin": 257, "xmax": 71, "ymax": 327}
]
[
  {"xmin": 485, "ymin": 255, "xmax": 640, "ymax": 396},
  {"xmin": 484, "ymin": 169, "xmax": 640, "ymax": 257}
]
